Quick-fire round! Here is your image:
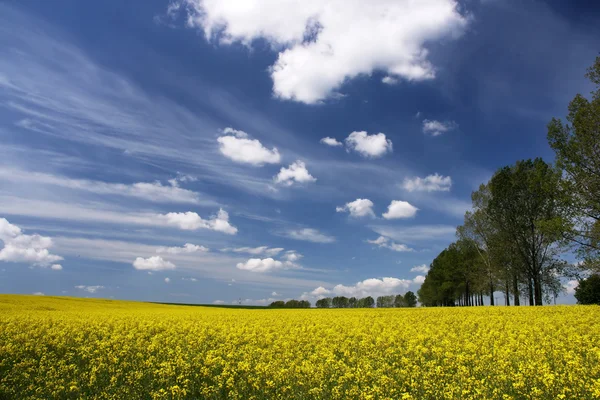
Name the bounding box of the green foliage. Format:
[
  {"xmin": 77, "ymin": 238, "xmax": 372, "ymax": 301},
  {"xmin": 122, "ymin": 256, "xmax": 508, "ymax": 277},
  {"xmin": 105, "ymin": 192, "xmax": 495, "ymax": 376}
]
[
  {"xmin": 574, "ymin": 274, "xmax": 600, "ymax": 305},
  {"xmin": 315, "ymin": 298, "xmax": 332, "ymax": 308},
  {"xmin": 547, "ymin": 56, "xmax": 600, "ymax": 270},
  {"xmin": 404, "ymin": 291, "xmax": 417, "ymax": 307}
]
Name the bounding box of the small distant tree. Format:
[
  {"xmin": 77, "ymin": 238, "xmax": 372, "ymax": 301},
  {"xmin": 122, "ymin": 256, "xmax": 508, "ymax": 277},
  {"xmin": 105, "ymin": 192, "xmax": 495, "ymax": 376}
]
[
  {"xmin": 315, "ymin": 298, "xmax": 331, "ymax": 308},
  {"xmin": 299, "ymin": 300, "xmax": 311, "ymax": 308},
  {"xmin": 269, "ymin": 300, "xmax": 285, "ymax": 308},
  {"xmin": 376, "ymin": 295, "xmax": 395, "ymax": 308},
  {"xmin": 574, "ymin": 274, "xmax": 600, "ymax": 305},
  {"xmin": 284, "ymin": 299, "xmax": 300, "ymax": 308},
  {"xmin": 358, "ymin": 296, "xmax": 374, "ymax": 308},
  {"xmin": 394, "ymin": 294, "xmax": 406, "ymax": 307},
  {"xmin": 404, "ymin": 291, "xmax": 417, "ymax": 307},
  {"xmin": 349, "ymin": 297, "xmax": 357, "ymax": 308}
]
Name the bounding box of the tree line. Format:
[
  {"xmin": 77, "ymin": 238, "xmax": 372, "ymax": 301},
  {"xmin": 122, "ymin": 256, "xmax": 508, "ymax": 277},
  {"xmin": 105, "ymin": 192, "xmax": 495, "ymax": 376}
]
[
  {"xmin": 315, "ymin": 292, "xmax": 417, "ymax": 308},
  {"xmin": 418, "ymin": 57, "xmax": 600, "ymax": 306}
]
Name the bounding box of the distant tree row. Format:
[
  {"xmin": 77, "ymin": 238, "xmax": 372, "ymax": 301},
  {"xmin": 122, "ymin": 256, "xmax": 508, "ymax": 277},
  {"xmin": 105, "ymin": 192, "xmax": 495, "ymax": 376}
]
[
  {"xmin": 268, "ymin": 300, "xmax": 310, "ymax": 308},
  {"xmin": 314, "ymin": 292, "xmax": 417, "ymax": 308},
  {"xmin": 418, "ymin": 57, "xmax": 600, "ymax": 306}
]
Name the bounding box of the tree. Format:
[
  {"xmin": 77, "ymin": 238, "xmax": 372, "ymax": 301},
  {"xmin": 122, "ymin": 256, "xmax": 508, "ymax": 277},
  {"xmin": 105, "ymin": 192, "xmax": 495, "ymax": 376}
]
[
  {"xmin": 394, "ymin": 294, "xmax": 406, "ymax": 307},
  {"xmin": 548, "ymin": 56, "xmax": 600, "ymax": 271},
  {"xmin": 269, "ymin": 300, "xmax": 285, "ymax": 308},
  {"xmin": 315, "ymin": 298, "xmax": 331, "ymax": 308},
  {"xmin": 349, "ymin": 297, "xmax": 357, "ymax": 308},
  {"xmin": 487, "ymin": 158, "xmax": 567, "ymax": 305},
  {"xmin": 357, "ymin": 296, "xmax": 374, "ymax": 308},
  {"xmin": 332, "ymin": 296, "xmax": 349, "ymax": 308},
  {"xmin": 404, "ymin": 291, "xmax": 417, "ymax": 307},
  {"xmin": 574, "ymin": 274, "xmax": 600, "ymax": 304},
  {"xmin": 376, "ymin": 295, "xmax": 394, "ymax": 308}
]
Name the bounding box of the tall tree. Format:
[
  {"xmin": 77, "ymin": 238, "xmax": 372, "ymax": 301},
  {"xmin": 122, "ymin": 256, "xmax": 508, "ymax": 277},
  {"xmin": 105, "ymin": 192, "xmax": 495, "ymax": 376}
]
[
  {"xmin": 404, "ymin": 291, "xmax": 417, "ymax": 307},
  {"xmin": 548, "ymin": 56, "xmax": 600, "ymax": 271},
  {"xmin": 487, "ymin": 158, "xmax": 567, "ymax": 305}
]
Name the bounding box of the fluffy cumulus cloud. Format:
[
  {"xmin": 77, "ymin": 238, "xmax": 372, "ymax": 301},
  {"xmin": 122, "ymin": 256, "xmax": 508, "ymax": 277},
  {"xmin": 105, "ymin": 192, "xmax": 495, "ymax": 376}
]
[
  {"xmin": 0, "ymin": 218, "xmax": 63, "ymax": 268},
  {"xmin": 156, "ymin": 243, "xmax": 209, "ymax": 254},
  {"xmin": 413, "ymin": 275, "xmax": 426, "ymax": 284},
  {"xmin": 304, "ymin": 277, "xmax": 413, "ymax": 300},
  {"xmin": 285, "ymin": 228, "xmax": 335, "ymax": 243},
  {"xmin": 402, "ymin": 173, "xmax": 452, "ymax": 192},
  {"xmin": 565, "ymin": 280, "xmax": 579, "ymax": 295},
  {"xmin": 50, "ymin": 264, "xmax": 63, "ymax": 271},
  {"xmin": 156, "ymin": 208, "xmax": 237, "ymax": 234},
  {"xmin": 179, "ymin": 0, "xmax": 468, "ymax": 103},
  {"xmin": 422, "ymin": 120, "xmax": 458, "ymax": 136},
  {"xmin": 411, "ymin": 264, "xmax": 430, "ymax": 273},
  {"xmin": 75, "ymin": 285, "xmax": 104, "ymax": 294},
  {"xmin": 226, "ymin": 246, "xmax": 284, "ymax": 256},
  {"xmin": 236, "ymin": 258, "xmax": 284, "ymax": 273},
  {"xmin": 367, "ymin": 236, "xmax": 414, "ymax": 252},
  {"xmin": 282, "ymin": 251, "xmax": 303, "ymax": 262},
  {"xmin": 132, "ymin": 256, "xmax": 176, "ymax": 271},
  {"xmin": 336, "ymin": 198, "xmax": 375, "ymax": 218},
  {"xmin": 382, "ymin": 200, "xmax": 418, "ymax": 219},
  {"xmin": 274, "ymin": 161, "xmax": 316, "ymax": 186},
  {"xmin": 345, "ymin": 131, "xmax": 393, "ymax": 158},
  {"xmin": 217, "ymin": 127, "xmax": 281, "ymax": 166},
  {"xmin": 320, "ymin": 137, "xmax": 343, "ymax": 147}
]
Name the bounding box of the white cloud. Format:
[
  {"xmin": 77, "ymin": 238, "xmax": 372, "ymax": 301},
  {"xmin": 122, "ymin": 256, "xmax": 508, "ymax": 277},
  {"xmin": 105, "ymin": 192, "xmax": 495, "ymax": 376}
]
[
  {"xmin": 274, "ymin": 161, "xmax": 316, "ymax": 186},
  {"xmin": 0, "ymin": 218, "xmax": 63, "ymax": 267},
  {"xmin": 50, "ymin": 264, "xmax": 63, "ymax": 271},
  {"xmin": 165, "ymin": 277, "xmax": 171, "ymax": 283},
  {"xmin": 330, "ymin": 277, "xmax": 412, "ymax": 298},
  {"xmin": 382, "ymin": 76, "xmax": 399, "ymax": 85},
  {"xmin": 226, "ymin": 246, "xmax": 284, "ymax": 256},
  {"xmin": 422, "ymin": 119, "xmax": 458, "ymax": 136},
  {"xmin": 157, "ymin": 243, "xmax": 209, "ymax": 254},
  {"xmin": 157, "ymin": 208, "xmax": 238, "ymax": 234},
  {"xmin": 0, "ymin": 168, "xmax": 205, "ymax": 205},
  {"xmin": 336, "ymin": 198, "xmax": 375, "ymax": 218},
  {"xmin": 272, "ymin": 291, "xmax": 279, "ymax": 296},
  {"xmin": 402, "ymin": 173, "xmax": 452, "ymax": 192},
  {"xmin": 345, "ymin": 131, "xmax": 392, "ymax": 158},
  {"xmin": 213, "ymin": 300, "xmax": 225, "ymax": 304},
  {"xmin": 283, "ymin": 251, "xmax": 303, "ymax": 262},
  {"xmin": 33, "ymin": 292, "xmax": 45, "ymax": 296},
  {"xmin": 413, "ymin": 275, "xmax": 426, "ymax": 284},
  {"xmin": 285, "ymin": 228, "xmax": 335, "ymax": 243},
  {"xmin": 217, "ymin": 128, "xmax": 281, "ymax": 166},
  {"xmin": 320, "ymin": 137, "xmax": 343, "ymax": 147},
  {"xmin": 236, "ymin": 258, "xmax": 284, "ymax": 273},
  {"xmin": 75, "ymin": 285, "xmax": 104, "ymax": 294},
  {"xmin": 565, "ymin": 280, "xmax": 579, "ymax": 295},
  {"xmin": 133, "ymin": 256, "xmax": 176, "ymax": 271},
  {"xmin": 180, "ymin": 0, "xmax": 468, "ymax": 104},
  {"xmin": 411, "ymin": 264, "xmax": 430, "ymax": 273},
  {"xmin": 367, "ymin": 236, "xmax": 414, "ymax": 252},
  {"xmin": 382, "ymin": 200, "xmax": 418, "ymax": 219}
]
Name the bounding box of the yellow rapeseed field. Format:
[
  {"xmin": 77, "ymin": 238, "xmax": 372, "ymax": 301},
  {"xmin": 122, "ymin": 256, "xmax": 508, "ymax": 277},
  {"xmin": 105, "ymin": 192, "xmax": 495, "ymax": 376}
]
[{"xmin": 1, "ymin": 295, "xmax": 599, "ymax": 399}]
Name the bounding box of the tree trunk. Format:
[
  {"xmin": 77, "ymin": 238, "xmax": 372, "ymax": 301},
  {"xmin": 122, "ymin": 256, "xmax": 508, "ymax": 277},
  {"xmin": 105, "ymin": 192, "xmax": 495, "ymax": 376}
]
[
  {"xmin": 528, "ymin": 278, "xmax": 534, "ymax": 306},
  {"xmin": 533, "ymin": 274, "xmax": 543, "ymax": 306},
  {"xmin": 490, "ymin": 281, "xmax": 495, "ymax": 306},
  {"xmin": 480, "ymin": 292, "xmax": 484, "ymax": 306},
  {"xmin": 513, "ymin": 274, "xmax": 520, "ymax": 306},
  {"xmin": 505, "ymin": 281, "xmax": 510, "ymax": 306}
]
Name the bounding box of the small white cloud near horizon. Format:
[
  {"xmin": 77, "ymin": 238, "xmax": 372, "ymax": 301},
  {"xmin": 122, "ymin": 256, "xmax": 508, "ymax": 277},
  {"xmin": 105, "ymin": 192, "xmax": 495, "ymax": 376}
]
[
  {"xmin": 157, "ymin": 208, "xmax": 237, "ymax": 234},
  {"xmin": 272, "ymin": 291, "xmax": 280, "ymax": 296},
  {"xmin": 422, "ymin": 120, "xmax": 458, "ymax": 136},
  {"xmin": 284, "ymin": 228, "xmax": 335, "ymax": 243},
  {"xmin": 274, "ymin": 161, "xmax": 316, "ymax": 186},
  {"xmin": 33, "ymin": 292, "xmax": 45, "ymax": 296},
  {"xmin": 367, "ymin": 236, "xmax": 413, "ymax": 252},
  {"xmin": 0, "ymin": 218, "xmax": 63, "ymax": 268},
  {"xmin": 345, "ymin": 131, "xmax": 392, "ymax": 158},
  {"xmin": 565, "ymin": 280, "xmax": 578, "ymax": 295},
  {"xmin": 75, "ymin": 285, "xmax": 104, "ymax": 294},
  {"xmin": 213, "ymin": 300, "xmax": 226, "ymax": 304},
  {"xmin": 217, "ymin": 127, "xmax": 281, "ymax": 166},
  {"xmin": 50, "ymin": 264, "xmax": 63, "ymax": 271},
  {"xmin": 402, "ymin": 173, "xmax": 452, "ymax": 192},
  {"xmin": 382, "ymin": 200, "xmax": 418, "ymax": 219},
  {"xmin": 302, "ymin": 277, "xmax": 416, "ymax": 301},
  {"xmin": 178, "ymin": 1, "xmax": 468, "ymax": 104},
  {"xmin": 165, "ymin": 277, "xmax": 171, "ymax": 283},
  {"xmin": 236, "ymin": 258, "xmax": 285, "ymax": 273},
  {"xmin": 411, "ymin": 264, "xmax": 430, "ymax": 273},
  {"xmin": 133, "ymin": 256, "xmax": 176, "ymax": 271},
  {"xmin": 320, "ymin": 137, "xmax": 343, "ymax": 147},
  {"xmin": 336, "ymin": 198, "xmax": 375, "ymax": 218},
  {"xmin": 156, "ymin": 243, "xmax": 209, "ymax": 254}
]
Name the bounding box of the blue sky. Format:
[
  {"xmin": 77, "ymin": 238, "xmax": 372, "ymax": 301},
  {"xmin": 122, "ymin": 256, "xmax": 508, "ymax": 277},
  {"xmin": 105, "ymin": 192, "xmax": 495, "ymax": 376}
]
[{"xmin": 0, "ymin": 0, "xmax": 598, "ymax": 305}]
